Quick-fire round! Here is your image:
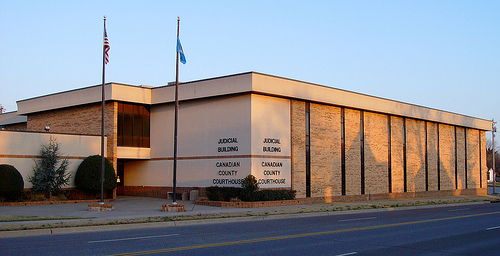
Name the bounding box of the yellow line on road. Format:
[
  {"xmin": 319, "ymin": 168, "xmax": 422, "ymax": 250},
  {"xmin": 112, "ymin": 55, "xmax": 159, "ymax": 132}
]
[{"xmin": 113, "ymin": 210, "xmax": 500, "ymax": 256}]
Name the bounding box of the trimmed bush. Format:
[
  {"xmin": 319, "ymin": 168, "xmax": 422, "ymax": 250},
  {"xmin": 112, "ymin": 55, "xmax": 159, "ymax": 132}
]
[
  {"xmin": 205, "ymin": 186, "xmax": 296, "ymax": 202},
  {"xmin": 75, "ymin": 155, "xmax": 117, "ymax": 193},
  {"xmin": 0, "ymin": 164, "xmax": 24, "ymax": 201},
  {"xmin": 206, "ymin": 186, "xmax": 243, "ymax": 201},
  {"xmin": 254, "ymin": 190, "xmax": 296, "ymax": 201},
  {"xmin": 206, "ymin": 175, "xmax": 296, "ymax": 202}
]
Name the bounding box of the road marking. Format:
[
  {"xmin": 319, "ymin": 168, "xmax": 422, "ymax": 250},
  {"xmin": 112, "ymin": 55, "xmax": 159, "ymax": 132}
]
[
  {"xmin": 88, "ymin": 234, "xmax": 179, "ymax": 244},
  {"xmin": 447, "ymin": 208, "xmax": 470, "ymax": 212},
  {"xmin": 486, "ymin": 226, "xmax": 500, "ymax": 231},
  {"xmin": 335, "ymin": 252, "xmax": 358, "ymax": 256},
  {"xmin": 112, "ymin": 210, "xmax": 500, "ymax": 256},
  {"xmin": 339, "ymin": 217, "xmax": 376, "ymax": 222}
]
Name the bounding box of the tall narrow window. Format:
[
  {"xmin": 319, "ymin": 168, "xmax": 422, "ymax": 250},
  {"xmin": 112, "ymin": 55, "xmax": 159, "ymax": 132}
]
[
  {"xmin": 305, "ymin": 102, "xmax": 311, "ymax": 198},
  {"xmin": 403, "ymin": 118, "xmax": 407, "ymax": 193},
  {"xmin": 425, "ymin": 122, "xmax": 428, "ymax": 191},
  {"xmin": 479, "ymin": 131, "xmax": 482, "ymax": 188},
  {"xmin": 118, "ymin": 103, "xmax": 150, "ymax": 148},
  {"xmin": 464, "ymin": 129, "xmax": 467, "ymax": 189},
  {"xmin": 388, "ymin": 116, "xmax": 392, "ymax": 193},
  {"xmin": 437, "ymin": 124, "xmax": 441, "ymax": 190},
  {"xmin": 341, "ymin": 108, "xmax": 346, "ymax": 195},
  {"xmin": 360, "ymin": 111, "xmax": 365, "ymax": 195},
  {"xmin": 455, "ymin": 126, "xmax": 458, "ymax": 189}
]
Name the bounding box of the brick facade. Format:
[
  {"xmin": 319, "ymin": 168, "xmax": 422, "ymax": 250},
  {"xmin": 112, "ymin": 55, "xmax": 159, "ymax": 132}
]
[
  {"xmin": 439, "ymin": 124, "xmax": 455, "ymax": 191},
  {"xmin": 310, "ymin": 103, "xmax": 341, "ymax": 199},
  {"xmin": 290, "ymin": 100, "xmax": 487, "ymax": 201},
  {"xmin": 466, "ymin": 129, "xmax": 480, "ymax": 189},
  {"xmin": 427, "ymin": 122, "xmax": 439, "ymax": 191},
  {"xmin": 344, "ymin": 108, "xmax": 362, "ymax": 196},
  {"xmin": 456, "ymin": 127, "xmax": 466, "ymax": 189},
  {"xmin": 291, "ymin": 100, "xmax": 306, "ymax": 198},
  {"xmin": 406, "ymin": 119, "xmax": 426, "ymax": 192},
  {"xmin": 26, "ymin": 102, "xmax": 118, "ymax": 169},
  {"xmin": 364, "ymin": 111, "xmax": 388, "ymax": 195},
  {"xmin": 391, "ymin": 116, "xmax": 405, "ymax": 193},
  {"xmin": 1, "ymin": 122, "xmax": 27, "ymax": 130}
]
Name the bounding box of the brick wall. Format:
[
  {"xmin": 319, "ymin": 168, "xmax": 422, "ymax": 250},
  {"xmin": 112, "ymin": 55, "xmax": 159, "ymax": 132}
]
[
  {"xmin": 310, "ymin": 103, "xmax": 341, "ymax": 199},
  {"xmin": 427, "ymin": 122, "xmax": 439, "ymax": 191},
  {"xmin": 344, "ymin": 108, "xmax": 361, "ymax": 195},
  {"xmin": 466, "ymin": 129, "xmax": 480, "ymax": 188},
  {"xmin": 2, "ymin": 122, "xmax": 27, "ymax": 130},
  {"xmin": 439, "ymin": 124, "xmax": 455, "ymax": 190},
  {"xmin": 480, "ymin": 130, "xmax": 487, "ymax": 187},
  {"xmin": 364, "ymin": 111, "xmax": 388, "ymax": 195},
  {"xmin": 26, "ymin": 102, "xmax": 118, "ymax": 169},
  {"xmin": 289, "ymin": 99, "xmax": 487, "ymax": 201},
  {"xmin": 456, "ymin": 127, "xmax": 466, "ymax": 189},
  {"xmin": 406, "ymin": 119, "xmax": 426, "ymax": 192},
  {"xmin": 391, "ymin": 116, "xmax": 405, "ymax": 193},
  {"xmin": 291, "ymin": 100, "xmax": 306, "ymax": 198}
]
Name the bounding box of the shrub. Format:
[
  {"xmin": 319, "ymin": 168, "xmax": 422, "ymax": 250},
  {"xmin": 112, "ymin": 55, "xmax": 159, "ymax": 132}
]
[
  {"xmin": 240, "ymin": 174, "xmax": 259, "ymax": 201},
  {"xmin": 29, "ymin": 138, "xmax": 70, "ymax": 197},
  {"xmin": 206, "ymin": 186, "xmax": 243, "ymax": 201},
  {"xmin": 242, "ymin": 174, "xmax": 259, "ymax": 192},
  {"xmin": 0, "ymin": 164, "xmax": 24, "ymax": 201},
  {"xmin": 254, "ymin": 190, "xmax": 296, "ymax": 201},
  {"xmin": 75, "ymin": 155, "xmax": 117, "ymax": 193},
  {"xmin": 205, "ymin": 186, "xmax": 296, "ymax": 202}
]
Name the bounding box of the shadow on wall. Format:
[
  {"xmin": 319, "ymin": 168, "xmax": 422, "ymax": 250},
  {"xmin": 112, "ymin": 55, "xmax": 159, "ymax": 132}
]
[{"xmin": 317, "ymin": 114, "xmax": 482, "ymax": 200}]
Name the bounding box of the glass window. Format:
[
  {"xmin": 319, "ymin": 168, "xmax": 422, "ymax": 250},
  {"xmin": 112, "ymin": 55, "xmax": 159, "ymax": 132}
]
[{"xmin": 117, "ymin": 103, "xmax": 150, "ymax": 148}]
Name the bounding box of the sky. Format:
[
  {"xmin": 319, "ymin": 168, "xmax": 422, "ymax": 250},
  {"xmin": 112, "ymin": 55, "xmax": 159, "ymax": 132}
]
[{"xmin": 1, "ymin": 1, "xmax": 499, "ymax": 139}]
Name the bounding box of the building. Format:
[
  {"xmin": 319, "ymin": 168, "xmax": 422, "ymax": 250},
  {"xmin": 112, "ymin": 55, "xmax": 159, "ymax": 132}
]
[{"xmin": 0, "ymin": 72, "xmax": 492, "ymax": 201}]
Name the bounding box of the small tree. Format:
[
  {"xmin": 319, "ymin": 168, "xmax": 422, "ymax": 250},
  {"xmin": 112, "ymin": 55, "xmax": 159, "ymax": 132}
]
[
  {"xmin": 29, "ymin": 138, "xmax": 70, "ymax": 197},
  {"xmin": 240, "ymin": 174, "xmax": 259, "ymax": 201}
]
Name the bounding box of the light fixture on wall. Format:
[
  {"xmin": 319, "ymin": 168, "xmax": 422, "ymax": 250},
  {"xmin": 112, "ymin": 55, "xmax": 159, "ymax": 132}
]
[{"xmin": 44, "ymin": 126, "xmax": 50, "ymax": 131}]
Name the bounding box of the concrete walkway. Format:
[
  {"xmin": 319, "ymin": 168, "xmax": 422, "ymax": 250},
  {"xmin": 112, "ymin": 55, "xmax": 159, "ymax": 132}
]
[{"xmin": 1, "ymin": 195, "xmax": 498, "ymax": 237}]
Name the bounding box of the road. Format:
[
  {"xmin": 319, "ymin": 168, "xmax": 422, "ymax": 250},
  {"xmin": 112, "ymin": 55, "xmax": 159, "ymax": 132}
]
[{"xmin": 2, "ymin": 202, "xmax": 500, "ymax": 255}]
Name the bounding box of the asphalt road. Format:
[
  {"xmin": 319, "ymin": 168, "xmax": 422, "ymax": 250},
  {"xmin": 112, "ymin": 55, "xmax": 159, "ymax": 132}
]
[{"xmin": 2, "ymin": 202, "xmax": 500, "ymax": 255}]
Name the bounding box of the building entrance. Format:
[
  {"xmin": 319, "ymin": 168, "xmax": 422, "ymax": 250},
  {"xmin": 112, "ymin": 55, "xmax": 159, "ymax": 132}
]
[{"xmin": 117, "ymin": 160, "xmax": 125, "ymax": 195}]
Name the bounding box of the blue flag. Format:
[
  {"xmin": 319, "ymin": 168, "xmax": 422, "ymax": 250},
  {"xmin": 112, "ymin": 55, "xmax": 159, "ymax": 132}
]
[{"xmin": 177, "ymin": 37, "xmax": 186, "ymax": 64}]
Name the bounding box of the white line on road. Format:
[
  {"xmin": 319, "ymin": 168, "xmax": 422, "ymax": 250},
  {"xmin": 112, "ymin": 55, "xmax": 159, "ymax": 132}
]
[
  {"xmin": 88, "ymin": 234, "xmax": 180, "ymax": 243},
  {"xmin": 486, "ymin": 226, "xmax": 500, "ymax": 231},
  {"xmin": 335, "ymin": 252, "xmax": 358, "ymax": 256},
  {"xmin": 447, "ymin": 208, "xmax": 470, "ymax": 212},
  {"xmin": 338, "ymin": 217, "xmax": 376, "ymax": 222}
]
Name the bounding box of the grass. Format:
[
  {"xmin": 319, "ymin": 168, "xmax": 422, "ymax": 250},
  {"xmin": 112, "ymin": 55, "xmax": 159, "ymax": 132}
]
[
  {"xmin": 0, "ymin": 215, "xmax": 85, "ymax": 222},
  {"xmin": 0, "ymin": 196, "xmax": 493, "ymax": 232}
]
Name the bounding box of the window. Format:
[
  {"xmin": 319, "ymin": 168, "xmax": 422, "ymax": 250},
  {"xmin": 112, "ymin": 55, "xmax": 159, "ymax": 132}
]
[
  {"xmin": 117, "ymin": 103, "xmax": 150, "ymax": 147},
  {"xmin": 305, "ymin": 102, "xmax": 311, "ymax": 197}
]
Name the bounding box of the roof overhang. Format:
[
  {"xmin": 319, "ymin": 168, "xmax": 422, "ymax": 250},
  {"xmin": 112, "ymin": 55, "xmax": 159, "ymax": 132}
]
[{"xmin": 15, "ymin": 72, "xmax": 493, "ymax": 131}]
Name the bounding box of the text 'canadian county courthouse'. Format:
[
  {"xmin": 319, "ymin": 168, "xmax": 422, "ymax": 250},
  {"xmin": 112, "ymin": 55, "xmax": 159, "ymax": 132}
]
[{"xmin": 0, "ymin": 72, "xmax": 493, "ymax": 201}]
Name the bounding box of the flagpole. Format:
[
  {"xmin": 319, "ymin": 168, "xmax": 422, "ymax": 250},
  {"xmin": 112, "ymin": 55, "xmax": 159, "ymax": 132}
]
[
  {"xmin": 100, "ymin": 16, "xmax": 107, "ymax": 204},
  {"xmin": 172, "ymin": 17, "xmax": 180, "ymax": 204}
]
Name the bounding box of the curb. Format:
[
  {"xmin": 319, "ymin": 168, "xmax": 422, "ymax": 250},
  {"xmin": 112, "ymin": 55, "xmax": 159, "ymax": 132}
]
[{"xmin": 0, "ymin": 200, "xmax": 491, "ymax": 238}]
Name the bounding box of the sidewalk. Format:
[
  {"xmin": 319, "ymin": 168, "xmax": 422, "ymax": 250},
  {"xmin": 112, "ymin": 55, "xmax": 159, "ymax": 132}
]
[{"xmin": 1, "ymin": 195, "xmax": 498, "ymax": 237}]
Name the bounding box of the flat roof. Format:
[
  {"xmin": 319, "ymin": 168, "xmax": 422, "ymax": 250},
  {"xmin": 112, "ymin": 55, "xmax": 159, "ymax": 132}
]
[{"xmin": 16, "ymin": 72, "xmax": 493, "ymax": 131}]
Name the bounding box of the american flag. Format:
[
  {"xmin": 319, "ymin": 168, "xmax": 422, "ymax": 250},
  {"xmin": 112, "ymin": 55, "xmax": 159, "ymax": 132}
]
[{"xmin": 104, "ymin": 28, "xmax": 110, "ymax": 64}]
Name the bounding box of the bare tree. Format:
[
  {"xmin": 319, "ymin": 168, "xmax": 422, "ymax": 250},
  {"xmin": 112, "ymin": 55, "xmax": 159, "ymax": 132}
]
[{"xmin": 487, "ymin": 139, "xmax": 499, "ymax": 175}]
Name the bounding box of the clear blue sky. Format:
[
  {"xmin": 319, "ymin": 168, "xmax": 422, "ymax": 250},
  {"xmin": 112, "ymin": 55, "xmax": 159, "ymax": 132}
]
[{"xmin": 1, "ymin": 1, "xmax": 499, "ymax": 135}]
